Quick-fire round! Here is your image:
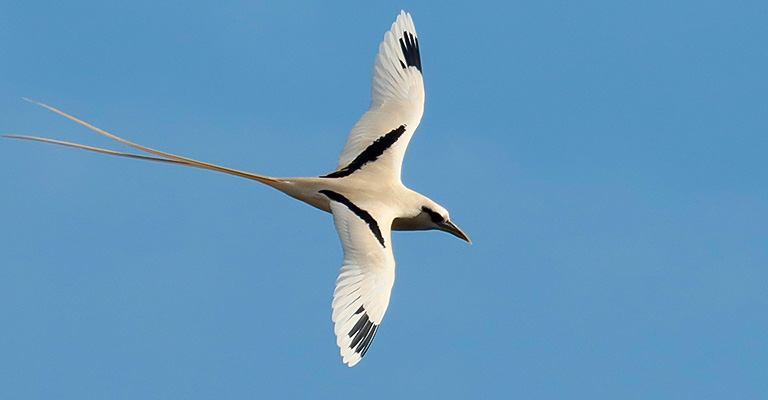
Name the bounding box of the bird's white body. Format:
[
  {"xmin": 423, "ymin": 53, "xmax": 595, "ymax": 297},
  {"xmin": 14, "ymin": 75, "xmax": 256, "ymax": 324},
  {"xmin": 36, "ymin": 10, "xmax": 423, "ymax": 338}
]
[
  {"xmin": 274, "ymin": 176, "xmax": 425, "ymax": 219},
  {"xmin": 8, "ymin": 11, "xmax": 469, "ymax": 367}
]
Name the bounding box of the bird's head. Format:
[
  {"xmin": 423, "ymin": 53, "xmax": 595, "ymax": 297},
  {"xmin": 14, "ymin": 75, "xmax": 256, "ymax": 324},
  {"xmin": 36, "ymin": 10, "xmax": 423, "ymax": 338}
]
[{"xmin": 418, "ymin": 202, "xmax": 471, "ymax": 244}]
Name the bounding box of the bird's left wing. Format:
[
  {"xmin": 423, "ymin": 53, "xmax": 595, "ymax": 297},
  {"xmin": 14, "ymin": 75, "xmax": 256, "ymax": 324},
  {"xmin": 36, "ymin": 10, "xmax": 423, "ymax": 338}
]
[
  {"xmin": 320, "ymin": 190, "xmax": 396, "ymax": 367},
  {"xmin": 325, "ymin": 11, "xmax": 424, "ymax": 181}
]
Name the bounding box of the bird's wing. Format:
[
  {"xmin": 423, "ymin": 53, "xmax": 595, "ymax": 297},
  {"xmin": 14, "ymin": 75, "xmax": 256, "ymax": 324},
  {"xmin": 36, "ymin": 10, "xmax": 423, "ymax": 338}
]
[
  {"xmin": 327, "ymin": 11, "xmax": 424, "ymax": 181},
  {"xmin": 321, "ymin": 190, "xmax": 396, "ymax": 367}
]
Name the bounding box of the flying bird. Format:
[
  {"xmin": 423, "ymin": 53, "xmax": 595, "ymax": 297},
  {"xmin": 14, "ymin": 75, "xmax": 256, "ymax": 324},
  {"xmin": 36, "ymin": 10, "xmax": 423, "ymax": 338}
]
[{"xmin": 6, "ymin": 10, "xmax": 470, "ymax": 367}]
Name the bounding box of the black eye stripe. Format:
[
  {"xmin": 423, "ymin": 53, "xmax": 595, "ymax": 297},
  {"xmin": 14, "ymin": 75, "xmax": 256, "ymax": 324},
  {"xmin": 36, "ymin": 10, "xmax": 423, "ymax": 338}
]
[{"xmin": 421, "ymin": 206, "xmax": 444, "ymax": 224}]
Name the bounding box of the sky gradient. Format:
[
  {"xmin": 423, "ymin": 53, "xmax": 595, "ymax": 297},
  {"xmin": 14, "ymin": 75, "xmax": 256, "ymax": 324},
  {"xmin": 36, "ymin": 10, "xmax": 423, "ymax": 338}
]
[{"xmin": 2, "ymin": 1, "xmax": 767, "ymax": 398}]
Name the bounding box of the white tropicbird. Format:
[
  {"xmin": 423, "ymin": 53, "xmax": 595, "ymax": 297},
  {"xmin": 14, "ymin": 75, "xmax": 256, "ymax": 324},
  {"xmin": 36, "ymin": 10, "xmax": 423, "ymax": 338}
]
[{"xmin": 6, "ymin": 10, "xmax": 470, "ymax": 367}]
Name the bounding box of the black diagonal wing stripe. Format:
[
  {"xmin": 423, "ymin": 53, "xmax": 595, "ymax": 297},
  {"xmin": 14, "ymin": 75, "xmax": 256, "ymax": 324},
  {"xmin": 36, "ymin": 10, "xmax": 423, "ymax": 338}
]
[
  {"xmin": 320, "ymin": 190, "xmax": 386, "ymax": 247},
  {"xmin": 321, "ymin": 125, "xmax": 406, "ymax": 178}
]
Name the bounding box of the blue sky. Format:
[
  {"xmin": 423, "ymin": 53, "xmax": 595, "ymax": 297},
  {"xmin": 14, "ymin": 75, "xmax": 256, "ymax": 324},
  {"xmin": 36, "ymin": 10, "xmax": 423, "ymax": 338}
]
[{"xmin": 1, "ymin": 1, "xmax": 767, "ymax": 398}]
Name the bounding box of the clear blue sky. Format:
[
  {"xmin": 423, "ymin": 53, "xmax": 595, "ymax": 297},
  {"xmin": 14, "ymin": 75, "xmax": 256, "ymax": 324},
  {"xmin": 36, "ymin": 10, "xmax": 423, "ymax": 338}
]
[{"xmin": 2, "ymin": 1, "xmax": 767, "ymax": 398}]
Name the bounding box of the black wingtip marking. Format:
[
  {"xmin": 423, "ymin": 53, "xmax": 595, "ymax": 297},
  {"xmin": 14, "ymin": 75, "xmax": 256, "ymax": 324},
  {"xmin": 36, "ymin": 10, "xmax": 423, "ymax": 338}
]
[
  {"xmin": 347, "ymin": 307, "xmax": 380, "ymax": 356},
  {"xmin": 399, "ymin": 31, "xmax": 421, "ymax": 72},
  {"xmin": 359, "ymin": 325, "xmax": 379, "ymax": 357},
  {"xmin": 321, "ymin": 125, "xmax": 406, "ymax": 179},
  {"xmin": 353, "ymin": 320, "xmax": 373, "ymax": 350},
  {"xmin": 349, "ymin": 313, "xmax": 369, "ymax": 340},
  {"xmin": 320, "ymin": 190, "xmax": 386, "ymax": 247}
]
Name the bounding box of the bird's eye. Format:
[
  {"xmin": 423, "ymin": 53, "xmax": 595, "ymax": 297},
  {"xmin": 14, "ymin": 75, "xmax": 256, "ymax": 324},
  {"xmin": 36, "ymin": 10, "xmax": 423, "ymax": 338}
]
[{"xmin": 422, "ymin": 206, "xmax": 444, "ymax": 224}]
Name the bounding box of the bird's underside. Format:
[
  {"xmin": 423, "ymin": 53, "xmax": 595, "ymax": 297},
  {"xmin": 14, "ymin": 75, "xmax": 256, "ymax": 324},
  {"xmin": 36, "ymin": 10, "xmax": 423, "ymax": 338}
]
[{"xmin": 7, "ymin": 11, "xmax": 469, "ymax": 367}]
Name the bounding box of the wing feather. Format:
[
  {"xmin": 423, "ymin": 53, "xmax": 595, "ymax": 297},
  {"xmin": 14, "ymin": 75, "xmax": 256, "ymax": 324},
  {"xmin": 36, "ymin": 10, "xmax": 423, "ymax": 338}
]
[
  {"xmin": 327, "ymin": 200, "xmax": 396, "ymax": 367},
  {"xmin": 333, "ymin": 11, "xmax": 425, "ymax": 181}
]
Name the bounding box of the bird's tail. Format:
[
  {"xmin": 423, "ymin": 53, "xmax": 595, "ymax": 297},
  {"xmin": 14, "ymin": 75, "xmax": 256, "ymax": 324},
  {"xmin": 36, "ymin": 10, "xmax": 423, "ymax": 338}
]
[{"xmin": 5, "ymin": 99, "xmax": 281, "ymax": 188}]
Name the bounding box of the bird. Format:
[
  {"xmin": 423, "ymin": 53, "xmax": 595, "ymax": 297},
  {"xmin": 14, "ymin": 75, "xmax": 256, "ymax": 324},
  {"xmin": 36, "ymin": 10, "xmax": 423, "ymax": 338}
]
[{"xmin": 6, "ymin": 10, "xmax": 470, "ymax": 367}]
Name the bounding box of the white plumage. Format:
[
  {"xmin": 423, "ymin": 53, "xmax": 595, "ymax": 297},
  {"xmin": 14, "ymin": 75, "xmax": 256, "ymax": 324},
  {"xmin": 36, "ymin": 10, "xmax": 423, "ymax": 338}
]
[
  {"xmin": 329, "ymin": 201, "xmax": 395, "ymax": 366},
  {"xmin": 339, "ymin": 11, "xmax": 425, "ymax": 181},
  {"xmin": 6, "ymin": 10, "xmax": 470, "ymax": 367}
]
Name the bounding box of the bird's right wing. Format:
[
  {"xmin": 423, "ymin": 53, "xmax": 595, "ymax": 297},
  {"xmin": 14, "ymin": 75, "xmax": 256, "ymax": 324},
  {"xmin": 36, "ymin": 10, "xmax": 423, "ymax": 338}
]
[
  {"xmin": 326, "ymin": 11, "xmax": 424, "ymax": 181},
  {"xmin": 320, "ymin": 190, "xmax": 396, "ymax": 367}
]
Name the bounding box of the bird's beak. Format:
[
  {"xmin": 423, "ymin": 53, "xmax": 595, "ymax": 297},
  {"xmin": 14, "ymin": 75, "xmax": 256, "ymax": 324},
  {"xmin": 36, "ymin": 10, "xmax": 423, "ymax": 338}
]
[{"xmin": 441, "ymin": 220, "xmax": 471, "ymax": 244}]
